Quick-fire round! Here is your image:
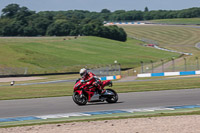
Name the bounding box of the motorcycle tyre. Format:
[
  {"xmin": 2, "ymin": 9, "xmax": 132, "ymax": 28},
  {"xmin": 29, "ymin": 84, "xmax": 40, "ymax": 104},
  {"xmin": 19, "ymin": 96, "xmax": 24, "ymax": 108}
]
[
  {"xmin": 72, "ymin": 92, "xmax": 88, "ymax": 106},
  {"xmin": 105, "ymin": 89, "xmax": 118, "ymax": 103}
]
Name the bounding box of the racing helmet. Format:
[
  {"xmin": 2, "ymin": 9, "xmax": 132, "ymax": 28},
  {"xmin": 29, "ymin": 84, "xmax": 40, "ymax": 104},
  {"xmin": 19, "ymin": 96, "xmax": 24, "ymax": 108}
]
[{"xmin": 80, "ymin": 68, "xmax": 87, "ymax": 78}]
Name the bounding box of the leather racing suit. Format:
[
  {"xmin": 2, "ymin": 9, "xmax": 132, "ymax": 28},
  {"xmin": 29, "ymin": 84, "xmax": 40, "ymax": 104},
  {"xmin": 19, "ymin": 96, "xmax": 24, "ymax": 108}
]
[{"xmin": 81, "ymin": 72, "xmax": 104, "ymax": 93}]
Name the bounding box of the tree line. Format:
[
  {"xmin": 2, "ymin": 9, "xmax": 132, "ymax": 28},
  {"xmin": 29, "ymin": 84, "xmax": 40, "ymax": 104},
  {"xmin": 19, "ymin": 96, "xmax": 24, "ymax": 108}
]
[
  {"xmin": 1, "ymin": 4, "xmax": 200, "ymax": 41},
  {"xmin": 101, "ymin": 7, "xmax": 200, "ymax": 21},
  {"xmin": 0, "ymin": 4, "xmax": 127, "ymax": 41}
]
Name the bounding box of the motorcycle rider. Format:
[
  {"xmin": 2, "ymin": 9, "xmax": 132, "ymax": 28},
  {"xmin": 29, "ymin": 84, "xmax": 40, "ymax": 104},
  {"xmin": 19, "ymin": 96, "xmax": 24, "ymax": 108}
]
[{"xmin": 79, "ymin": 68, "xmax": 105, "ymax": 94}]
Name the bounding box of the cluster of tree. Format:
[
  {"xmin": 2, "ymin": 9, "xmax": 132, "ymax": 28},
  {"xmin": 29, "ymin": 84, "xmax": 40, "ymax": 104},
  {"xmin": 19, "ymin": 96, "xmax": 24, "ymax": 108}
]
[
  {"xmin": 1, "ymin": 4, "xmax": 200, "ymax": 40},
  {"xmin": 0, "ymin": 4, "xmax": 127, "ymax": 41}
]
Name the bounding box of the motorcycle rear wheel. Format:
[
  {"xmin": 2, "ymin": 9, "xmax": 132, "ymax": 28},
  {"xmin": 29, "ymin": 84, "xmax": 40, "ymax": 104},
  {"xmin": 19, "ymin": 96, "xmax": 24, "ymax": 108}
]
[
  {"xmin": 105, "ymin": 89, "xmax": 118, "ymax": 103},
  {"xmin": 72, "ymin": 92, "xmax": 88, "ymax": 105}
]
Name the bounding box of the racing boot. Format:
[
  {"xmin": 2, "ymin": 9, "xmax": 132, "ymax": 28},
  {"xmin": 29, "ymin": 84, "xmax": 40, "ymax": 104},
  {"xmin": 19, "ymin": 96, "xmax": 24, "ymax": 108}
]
[
  {"xmin": 99, "ymin": 85, "xmax": 106, "ymax": 94},
  {"xmin": 97, "ymin": 85, "xmax": 105, "ymax": 94},
  {"xmin": 101, "ymin": 89, "xmax": 106, "ymax": 94}
]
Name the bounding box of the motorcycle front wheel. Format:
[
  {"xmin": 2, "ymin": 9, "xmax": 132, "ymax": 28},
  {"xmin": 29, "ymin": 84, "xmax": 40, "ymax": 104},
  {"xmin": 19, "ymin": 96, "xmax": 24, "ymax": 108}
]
[
  {"xmin": 105, "ymin": 89, "xmax": 118, "ymax": 103},
  {"xmin": 72, "ymin": 92, "xmax": 88, "ymax": 105}
]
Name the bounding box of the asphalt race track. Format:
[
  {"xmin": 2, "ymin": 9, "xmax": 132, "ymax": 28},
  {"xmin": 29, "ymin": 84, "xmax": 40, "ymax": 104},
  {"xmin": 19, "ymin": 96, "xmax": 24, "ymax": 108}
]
[{"xmin": 0, "ymin": 88, "xmax": 200, "ymax": 118}]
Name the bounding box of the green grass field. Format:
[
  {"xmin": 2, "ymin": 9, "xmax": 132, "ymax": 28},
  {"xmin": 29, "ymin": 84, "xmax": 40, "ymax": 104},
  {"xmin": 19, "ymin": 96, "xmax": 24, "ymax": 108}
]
[
  {"xmin": 150, "ymin": 18, "xmax": 200, "ymax": 25},
  {"xmin": 120, "ymin": 25, "xmax": 200, "ymax": 51},
  {"xmin": 120, "ymin": 24, "xmax": 200, "ymax": 67},
  {"xmin": 1, "ymin": 19, "xmax": 200, "ymax": 100},
  {"xmin": 0, "ymin": 36, "xmax": 179, "ymax": 74}
]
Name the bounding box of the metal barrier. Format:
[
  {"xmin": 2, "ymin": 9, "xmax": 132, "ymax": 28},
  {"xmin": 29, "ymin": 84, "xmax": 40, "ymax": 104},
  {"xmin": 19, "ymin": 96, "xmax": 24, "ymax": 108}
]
[
  {"xmin": 0, "ymin": 67, "xmax": 28, "ymax": 75},
  {"xmin": 140, "ymin": 57, "xmax": 200, "ymax": 74},
  {"xmin": 88, "ymin": 64, "xmax": 121, "ymax": 76},
  {"xmin": 0, "ymin": 64, "xmax": 121, "ymax": 76}
]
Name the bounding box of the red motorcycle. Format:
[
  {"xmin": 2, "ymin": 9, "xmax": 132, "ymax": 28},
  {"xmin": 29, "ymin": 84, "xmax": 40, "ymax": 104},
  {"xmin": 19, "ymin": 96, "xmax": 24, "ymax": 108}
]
[{"xmin": 72, "ymin": 79, "xmax": 118, "ymax": 105}]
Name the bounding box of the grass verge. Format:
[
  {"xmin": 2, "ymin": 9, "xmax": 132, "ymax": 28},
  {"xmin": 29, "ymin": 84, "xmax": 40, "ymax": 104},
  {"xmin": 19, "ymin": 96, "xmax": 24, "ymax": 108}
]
[
  {"xmin": 0, "ymin": 76, "xmax": 200, "ymax": 100},
  {"xmin": 1, "ymin": 108, "xmax": 200, "ymax": 128}
]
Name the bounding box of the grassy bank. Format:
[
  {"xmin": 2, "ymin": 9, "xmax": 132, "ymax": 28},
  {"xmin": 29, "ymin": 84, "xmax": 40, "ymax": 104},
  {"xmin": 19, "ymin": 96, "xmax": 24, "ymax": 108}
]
[
  {"xmin": 0, "ymin": 36, "xmax": 179, "ymax": 74},
  {"xmin": 120, "ymin": 24, "xmax": 200, "ymax": 68}
]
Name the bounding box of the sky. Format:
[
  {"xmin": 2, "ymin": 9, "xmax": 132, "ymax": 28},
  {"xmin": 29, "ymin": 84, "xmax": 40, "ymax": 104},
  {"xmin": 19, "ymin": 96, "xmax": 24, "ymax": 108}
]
[{"xmin": 0, "ymin": 0, "xmax": 200, "ymax": 14}]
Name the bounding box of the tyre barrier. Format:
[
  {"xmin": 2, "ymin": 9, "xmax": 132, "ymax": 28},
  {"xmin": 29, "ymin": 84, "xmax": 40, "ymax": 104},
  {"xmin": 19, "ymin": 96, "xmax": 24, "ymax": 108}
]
[
  {"xmin": 137, "ymin": 70, "xmax": 200, "ymax": 77},
  {"xmin": 100, "ymin": 75, "xmax": 121, "ymax": 80}
]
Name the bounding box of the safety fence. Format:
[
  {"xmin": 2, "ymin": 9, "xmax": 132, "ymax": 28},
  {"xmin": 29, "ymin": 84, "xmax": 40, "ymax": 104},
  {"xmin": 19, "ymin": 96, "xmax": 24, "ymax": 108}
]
[
  {"xmin": 88, "ymin": 64, "xmax": 121, "ymax": 76},
  {"xmin": 0, "ymin": 67, "xmax": 28, "ymax": 76},
  {"xmin": 140, "ymin": 57, "xmax": 200, "ymax": 74},
  {"xmin": 0, "ymin": 64, "xmax": 121, "ymax": 77}
]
